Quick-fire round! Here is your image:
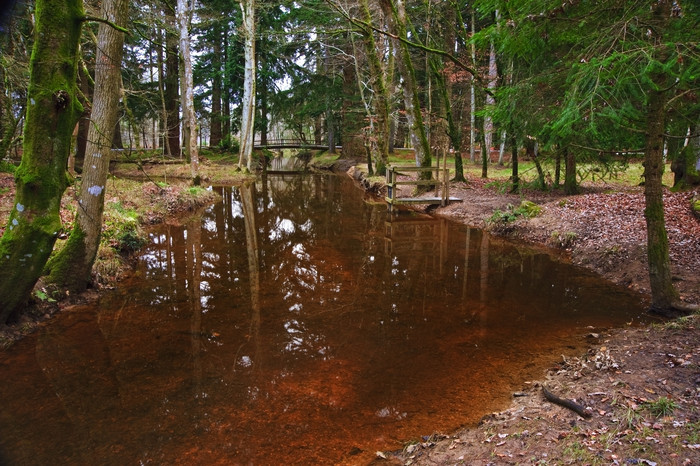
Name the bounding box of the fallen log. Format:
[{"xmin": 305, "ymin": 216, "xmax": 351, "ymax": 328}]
[{"xmin": 542, "ymin": 385, "xmax": 591, "ymax": 418}]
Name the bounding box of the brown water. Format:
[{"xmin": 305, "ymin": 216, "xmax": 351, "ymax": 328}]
[{"xmin": 0, "ymin": 174, "xmax": 647, "ymax": 465}]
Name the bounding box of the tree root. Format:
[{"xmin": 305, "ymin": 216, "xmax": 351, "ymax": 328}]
[
  {"xmin": 542, "ymin": 385, "xmax": 591, "ymax": 418},
  {"xmin": 650, "ymin": 300, "xmax": 700, "ymax": 318}
]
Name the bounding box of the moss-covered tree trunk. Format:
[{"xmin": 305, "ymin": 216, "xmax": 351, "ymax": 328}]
[
  {"xmin": 644, "ymin": 86, "xmax": 678, "ymax": 312},
  {"xmin": 0, "ymin": 0, "xmax": 84, "ymax": 322},
  {"xmin": 384, "ymin": 0, "xmax": 431, "ymax": 177},
  {"xmin": 644, "ymin": 66, "xmax": 678, "ymax": 312},
  {"xmin": 643, "ymin": 0, "xmax": 684, "ymax": 314},
  {"xmin": 45, "ymin": 0, "xmax": 128, "ymax": 293},
  {"xmin": 360, "ymin": 0, "xmax": 389, "ymax": 176}
]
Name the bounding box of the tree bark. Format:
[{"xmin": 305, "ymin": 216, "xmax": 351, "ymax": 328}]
[
  {"xmin": 483, "ymin": 15, "xmax": 498, "ymax": 159},
  {"xmin": 510, "ymin": 134, "xmax": 519, "ymax": 193},
  {"xmin": 238, "ymin": 0, "xmax": 256, "ymax": 172},
  {"xmin": 564, "ymin": 147, "xmax": 578, "ymax": 194},
  {"xmin": 74, "ymin": 64, "xmax": 92, "ymax": 173},
  {"xmin": 469, "ymin": 11, "xmax": 476, "ymax": 164},
  {"xmin": 45, "ymin": 0, "xmax": 128, "ymax": 293},
  {"xmin": 165, "ymin": 11, "xmax": 180, "ymax": 157},
  {"xmin": 0, "ymin": 0, "xmax": 84, "ymax": 321},
  {"xmin": 360, "ymin": 0, "xmax": 389, "ymax": 175},
  {"xmin": 643, "ymin": 0, "xmax": 680, "ymax": 313},
  {"xmin": 385, "ymin": 0, "xmax": 431, "ymax": 176},
  {"xmin": 210, "ymin": 24, "xmax": 223, "ymax": 148},
  {"xmin": 177, "ymin": 0, "xmax": 199, "ymax": 182}
]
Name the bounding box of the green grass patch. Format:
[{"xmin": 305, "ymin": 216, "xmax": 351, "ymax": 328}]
[
  {"xmin": 0, "ymin": 160, "xmax": 17, "ymax": 174},
  {"xmin": 645, "ymin": 396, "xmax": 678, "ymax": 418},
  {"xmin": 311, "ymin": 152, "xmax": 340, "ymax": 168}
]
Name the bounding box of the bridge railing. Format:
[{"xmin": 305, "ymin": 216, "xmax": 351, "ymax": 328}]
[{"xmin": 254, "ymin": 138, "xmax": 317, "ymax": 147}]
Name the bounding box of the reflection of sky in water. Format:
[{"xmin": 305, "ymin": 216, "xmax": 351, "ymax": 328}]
[
  {"xmin": 0, "ymin": 176, "xmax": 649, "ymax": 466},
  {"xmin": 269, "ymin": 218, "xmax": 295, "ymax": 240}
]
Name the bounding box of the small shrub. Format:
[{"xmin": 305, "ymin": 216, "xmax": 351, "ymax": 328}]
[
  {"xmin": 488, "ymin": 204, "xmax": 519, "ymax": 224},
  {"xmin": 488, "ymin": 200, "xmax": 542, "ymax": 225},
  {"xmin": 219, "ymin": 134, "xmax": 240, "ymax": 153},
  {"xmin": 550, "ymin": 230, "xmax": 578, "ymax": 248},
  {"xmin": 516, "ymin": 200, "xmax": 542, "ymax": 217}
]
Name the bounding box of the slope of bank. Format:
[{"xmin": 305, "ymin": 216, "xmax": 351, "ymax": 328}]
[
  {"xmin": 344, "ymin": 164, "xmax": 700, "ymax": 466},
  {"xmin": 0, "ymin": 165, "xmax": 249, "ymax": 345}
]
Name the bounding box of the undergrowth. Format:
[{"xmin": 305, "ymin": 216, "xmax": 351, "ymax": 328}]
[{"xmin": 488, "ymin": 200, "xmax": 542, "ymax": 225}]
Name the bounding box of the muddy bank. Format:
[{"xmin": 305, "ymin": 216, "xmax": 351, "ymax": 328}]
[
  {"xmin": 343, "ymin": 165, "xmax": 700, "ymax": 465},
  {"xmin": 348, "ymin": 166, "xmax": 699, "ymax": 307},
  {"xmin": 0, "ymin": 170, "xmax": 222, "ymax": 346}
]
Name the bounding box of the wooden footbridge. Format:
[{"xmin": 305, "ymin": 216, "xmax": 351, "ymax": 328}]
[
  {"xmin": 385, "ymin": 162, "xmax": 462, "ymax": 212},
  {"xmin": 254, "ymin": 138, "xmax": 338, "ymax": 151}
]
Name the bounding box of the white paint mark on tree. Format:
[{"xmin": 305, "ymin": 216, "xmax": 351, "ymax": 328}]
[{"xmin": 87, "ymin": 185, "xmax": 104, "ymax": 196}]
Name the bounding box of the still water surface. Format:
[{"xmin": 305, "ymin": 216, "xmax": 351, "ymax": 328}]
[{"xmin": 0, "ymin": 174, "xmax": 647, "ymax": 464}]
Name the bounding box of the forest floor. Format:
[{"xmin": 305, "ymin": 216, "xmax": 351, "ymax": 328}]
[
  {"xmin": 1, "ymin": 158, "xmax": 700, "ymax": 465},
  {"xmin": 347, "ymin": 162, "xmax": 700, "ymax": 465}
]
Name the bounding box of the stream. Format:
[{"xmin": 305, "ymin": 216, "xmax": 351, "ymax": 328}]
[{"xmin": 0, "ymin": 173, "xmax": 647, "ymax": 464}]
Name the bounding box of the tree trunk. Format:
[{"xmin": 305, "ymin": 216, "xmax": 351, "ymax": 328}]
[
  {"xmin": 238, "ymin": 0, "xmax": 256, "ymax": 172},
  {"xmin": 564, "ymin": 147, "xmax": 578, "ymax": 194},
  {"xmin": 480, "ymin": 129, "xmax": 488, "ymax": 178},
  {"xmin": 360, "ymin": 0, "xmax": 389, "ymax": 175},
  {"xmin": 385, "ymin": 0, "xmax": 431, "ymax": 176},
  {"xmin": 45, "ymin": 0, "xmax": 128, "ymax": 293},
  {"xmin": 469, "ymin": 11, "xmax": 476, "ymax": 164},
  {"xmin": 340, "ymin": 58, "xmax": 364, "ymax": 159},
  {"xmin": 165, "ymin": 13, "xmax": 180, "ymax": 157},
  {"xmin": 222, "ymin": 25, "xmax": 231, "ymax": 143},
  {"xmin": 644, "ymin": 85, "xmax": 678, "ymax": 311},
  {"xmin": 177, "ymin": 0, "xmax": 199, "ymax": 182},
  {"xmin": 484, "ymin": 18, "xmax": 497, "ymax": 159},
  {"xmin": 74, "ymin": 64, "xmax": 92, "ymax": 173},
  {"xmin": 644, "ymin": 0, "xmax": 680, "ymax": 313},
  {"xmin": 510, "ymin": 134, "xmax": 519, "ymax": 193},
  {"xmin": 670, "ymin": 123, "xmax": 700, "ymax": 188},
  {"xmin": 210, "ymin": 25, "xmax": 223, "ymax": 148},
  {"xmin": 0, "ymin": 0, "xmax": 84, "ymax": 321}
]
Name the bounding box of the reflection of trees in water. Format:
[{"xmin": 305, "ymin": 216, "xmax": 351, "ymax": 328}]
[{"xmin": 3, "ymin": 174, "xmax": 649, "ymax": 465}]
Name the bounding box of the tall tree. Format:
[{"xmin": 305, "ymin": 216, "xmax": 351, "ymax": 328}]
[
  {"xmin": 478, "ymin": 0, "xmax": 700, "ymax": 313},
  {"xmin": 177, "ymin": 0, "xmax": 199, "ymax": 181},
  {"xmin": 359, "ymin": 0, "xmax": 390, "ymax": 175},
  {"xmin": 383, "ymin": 0, "xmax": 431, "ymax": 173},
  {"xmin": 45, "ymin": 0, "xmax": 129, "ymax": 293},
  {"xmin": 0, "ymin": 0, "xmax": 84, "ymax": 321},
  {"xmin": 164, "ymin": 8, "xmax": 181, "ymax": 157},
  {"xmin": 238, "ymin": 0, "xmax": 256, "ymax": 171}
]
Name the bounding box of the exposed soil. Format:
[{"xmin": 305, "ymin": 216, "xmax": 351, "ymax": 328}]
[{"xmin": 348, "ymin": 165, "xmax": 700, "ymax": 465}]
